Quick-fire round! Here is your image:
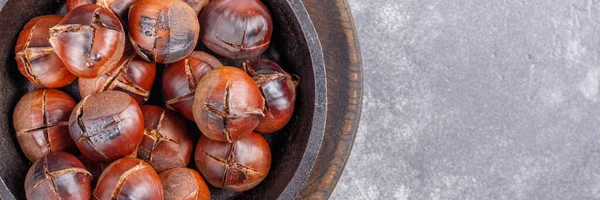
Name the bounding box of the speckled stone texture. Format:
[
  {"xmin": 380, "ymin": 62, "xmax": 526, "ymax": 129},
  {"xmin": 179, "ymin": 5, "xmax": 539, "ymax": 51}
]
[{"xmin": 332, "ymin": 0, "xmax": 600, "ymax": 199}]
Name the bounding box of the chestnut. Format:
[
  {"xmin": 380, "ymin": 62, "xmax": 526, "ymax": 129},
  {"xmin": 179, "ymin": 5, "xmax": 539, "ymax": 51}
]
[
  {"xmin": 15, "ymin": 15, "xmax": 77, "ymax": 88},
  {"xmin": 192, "ymin": 66, "xmax": 265, "ymax": 142},
  {"xmin": 243, "ymin": 59, "xmax": 298, "ymax": 133},
  {"xmin": 69, "ymin": 91, "xmax": 144, "ymax": 162},
  {"xmin": 13, "ymin": 89, "xmax": 77, "ymax": 162},
  {"xmin": 182, "ymin": 0, "xmax": 208, "ymax": 14},
  {"xmin": 159, "ymin": 168, "xmax": 210, "ymax": 200},
  {"xmin": 194, "ymin": 132, "xmax": 271, "ymax": 192},
  {"xmin": 128, "ymin": 0, "xmax": 200, "ymax": 64},
  {"xmin": 49, "ymin": 4, "xmax": 126, "ymax": 78},
  {"xmin": 199, "ymin": 0, "xmax": 273, "ymax": 59},
  {"xmin": 163, "ymin": 51, "xmax": 222, "ymax": 120},
  {"xmin": 137, "ymin": 105, "xmax": 194, "ymax": 173},
  {"xmin": 25, "ymin": 152, "xmax": 92, "ymax": 200},
  {"xmin": 94, "ymin": 157, "xmax": 163, "ymax": 200},
  {"xmin": 79, "ymin": 51, "xmax": 157, "ymax": 103}
]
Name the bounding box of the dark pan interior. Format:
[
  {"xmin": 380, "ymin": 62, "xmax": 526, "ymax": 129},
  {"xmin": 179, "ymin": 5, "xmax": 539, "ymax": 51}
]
[{"xmin": 0, "ymin": 0, "xmax": 326, "ymax": 199}]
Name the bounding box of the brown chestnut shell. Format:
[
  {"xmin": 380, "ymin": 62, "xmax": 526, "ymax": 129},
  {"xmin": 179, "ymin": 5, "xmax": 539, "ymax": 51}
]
[
  {"xmin": 199, "ymin": 0, "xmax": 273, "ymax": 59},
  {"xmin": 194, "ymin": 132, "xmax": 271, "ymax": 192},
  {"xmin": 15, "ymin": 15, "xmax": 77, "ymax": 88},
  {"xmin": 78, "ymin": 51, "xmax": 157, "ymax": 104},
  {"xmin": 24, "ymin": 152, "xmax": 92, "ymax": 200},
  {"xmin": 128, "ymin": 0, "xmax": 199, "ymax": 64},
  {"xmin": 93, "ymin": 157, "xmax": 163, "ymax": 200},
  {"xmin": 13, "ymin": 89, "xmax": 77, "ymax": 162},
  {"xmin": 163, "ymin": 51, "xmax": 222, "ymax": 120},
  {"xmin": 192, "ymin": 66, "xmax": 265, "ymax": 142},
  {"xmin": 243, "ymin": 59, "xmax": 298, "ymax": 133},
  {"xmin": 69, "ymin": 91, "xmax": 144, "ymax": 162},
  {"xmin": 159, "ymin": 168, "xmax": 210, "ymax": 200},
  {"xmin": 137, "ymin": 105, "xmax": 194, "ymax": 173},
  {"xmin": 49, "ymin": 4, "xmax": 126, "ymax": 78}
]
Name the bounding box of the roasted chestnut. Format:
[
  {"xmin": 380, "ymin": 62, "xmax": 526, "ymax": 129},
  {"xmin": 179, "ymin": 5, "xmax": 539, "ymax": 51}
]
[
  {"xmin": 192, "ymin": 66, "xmax": 265, "ymax": 142},
  {"xmin": 163, "ymin": 51, "xmax": 222, "ymax": 120},
  {"xmin": 79, "ymin": 51, "xmax": 157, "ymax": 103},
  {"xmin": 137, "ymin": 105, "xmax": 194, "ymax": 173},
  {"xmin": 199, "ymin": 0, "xmax": 273, "ymax": 59},
  {"xmin": 15, "ymin": 15, "xmax": 77, "ymax": 88},
  {"xmin": 160, "ymin": 168, "xmax": 210, "ymax": 200},
  {"xmin": 243, "ymin": 59, "xmax": 298, "ymax": 133},
  {"xmin": 13, "ymin": 89, "xmax": 77, "ymax": 162},
  {"xmin": 128, "ymin": 0, "xmax": 200, "ymax": 64},
  {"xmin": 69, "ymin": 91, "xmax": 144, "ymax": 162},
  {"xmin": 94, "ymin": 157, "xmax": 163, "ymax": 200},
  {"xmin": 25, "ymin": 152, "xmax": 92, "ymax": 200},
  {"xmin": 49, "ymin": 4, "xmax": 126, "ymax": 78},
  {"xmin": 182, "ymin": 0, "xmax": 208, "ymax": 14},
  {"xmin": 194, "ymin": 132, "xmax": 271, "ymax": 192}
]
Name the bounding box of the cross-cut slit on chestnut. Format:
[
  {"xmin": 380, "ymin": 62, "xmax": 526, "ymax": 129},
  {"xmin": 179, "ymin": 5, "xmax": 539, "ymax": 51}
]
[
  {"xmin": 49, "ymin": 4, "xmax": 125, "ymax": 78},
  {"xmin": 24, "ymin": 153, "xmax": 92, "ymax": 200}
]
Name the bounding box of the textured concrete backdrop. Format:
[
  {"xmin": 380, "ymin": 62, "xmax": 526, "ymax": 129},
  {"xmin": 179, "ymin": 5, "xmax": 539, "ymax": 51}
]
[{"xmin": 331, "ymin": 0, "xmax": 600, "ymax": 199}]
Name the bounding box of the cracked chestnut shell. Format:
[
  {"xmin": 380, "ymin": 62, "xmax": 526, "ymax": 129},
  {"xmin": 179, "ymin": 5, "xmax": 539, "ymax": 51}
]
[
  {"xmin": 69, "ymin": 91, "xmax": 144, "ymax": 162},
  {"xmin": 24, "ymin": 152, "xmax": 92, "ymax": 200},
  {"xmin": 15, "ymin": 15, "xmax": 77, "ymax": 88},
  {"xmin": 93, "ymin": 157, "xmax": 163, "ymax": 200},
  {"xmin": 49, "ymin": 4, "xmax": 126, "ymax": 78},
  {"xmin": 163, "ymin": 51, "xmax": 222, "ymax": 120},
  {"xmin": 199, "ymin": 0, "xmax": 272, "ymax": 59},
  {"xmin": 137, "ymin": 105, "xmax": 194, "ymax": 173},
  {"xmin": 79, "ymin": 51, "xmax": 157, "ymax": 103},
  {"xmin": 128, "ymin": 0, "xmax": 200, "ymax": 64},
  {"xmin": 194, "ymin": 132, "xmax": 271, "ymax": 192},
  {"xmin": 160, "ymin": 168, "xmax": 210, "ymax": 200},
  {"xmin": 13, "ymin": 89, "xmax": 77, "ymax": 162},
  {"xmin": 192, "ymin": 67, "xmax": 265, "ymax": 142},
  {"xmin": 243, "ymin": 59, "xmax": 298, "ymax": 133}
]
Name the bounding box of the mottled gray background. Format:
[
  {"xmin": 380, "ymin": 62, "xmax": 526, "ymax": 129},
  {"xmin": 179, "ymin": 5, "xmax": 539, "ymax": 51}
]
[{"xmin": 330, "ymin": 0, "xmax": 600, "ymax": 199}]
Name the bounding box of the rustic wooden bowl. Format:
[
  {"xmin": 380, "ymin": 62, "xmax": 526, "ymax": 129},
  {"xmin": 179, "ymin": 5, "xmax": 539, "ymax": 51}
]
[{"xmin": 0, "ymin": 0, "xmax": 327, "ymax": 199}]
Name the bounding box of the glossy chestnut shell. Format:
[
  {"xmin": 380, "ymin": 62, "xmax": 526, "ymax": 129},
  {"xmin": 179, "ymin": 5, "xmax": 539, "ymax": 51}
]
[
  {"xmin": 78, "ymin": 51, "xmax": 157, "ymax": 103},
  {"xmin": 93, "ymin": 157, "xmax": 163, "ymax": 200},
  {"xmin": 49, "ymin": 4, "xmax": 126, "ymax": 78},
  {"xmin": 13, "ymin": 89, "xmax": 77, "ymax": 162},
  {"xmin": 194, "ymin": 132, "xmax": 271, "ymax": 192},
  {"xmin": 128, "ymin": 0, "xmax": 199, "ymax": 64},
  {"xmin": 15, "ymin": 15, "xmax": 77, "ymax": 88},
  {"xmin": 163, "ymin": 51, "xmax": 222, "ymax": 120},
  {"xmin": 199, "ymin": 0, "xmax": 273, "ymax": 59},
  {"xmin": 159, "ymin": 168, "xmax": 210, "ymax": 200},
  {"xmin": 69, "ymin": 91, "xmax": 144, "ymax": 162},
  {"xmin": 243, "ymin": 59, "xmax": 298, "ymax": 133},
  {"xmin": 137, "ymin": 105, "xmax": 194, "ymax": 173},
  {"xmin": 192, "ymin": 66, "xmax": 265, "ymax": 142},
  {"xmin": 24, "ymin": 152, "xmax": 92, "ymax": 200}
]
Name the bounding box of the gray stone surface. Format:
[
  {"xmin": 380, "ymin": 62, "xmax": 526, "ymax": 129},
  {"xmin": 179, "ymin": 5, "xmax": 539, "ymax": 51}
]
[{"xmin": 330, "ymin": 0, "xmax": 600, "ymax": 199}]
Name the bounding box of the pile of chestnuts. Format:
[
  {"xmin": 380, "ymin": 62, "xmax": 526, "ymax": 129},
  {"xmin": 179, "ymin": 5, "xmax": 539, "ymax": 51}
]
[{"xmin": 14, "ymin": 0, "xmax": 299, "ymax": 199}]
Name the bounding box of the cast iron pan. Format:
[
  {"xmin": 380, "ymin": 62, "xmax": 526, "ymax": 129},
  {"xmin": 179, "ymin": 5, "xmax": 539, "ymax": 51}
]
[{"xmin": 0, "ymin": 0, "xmax": 327, "ymax": 199}]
